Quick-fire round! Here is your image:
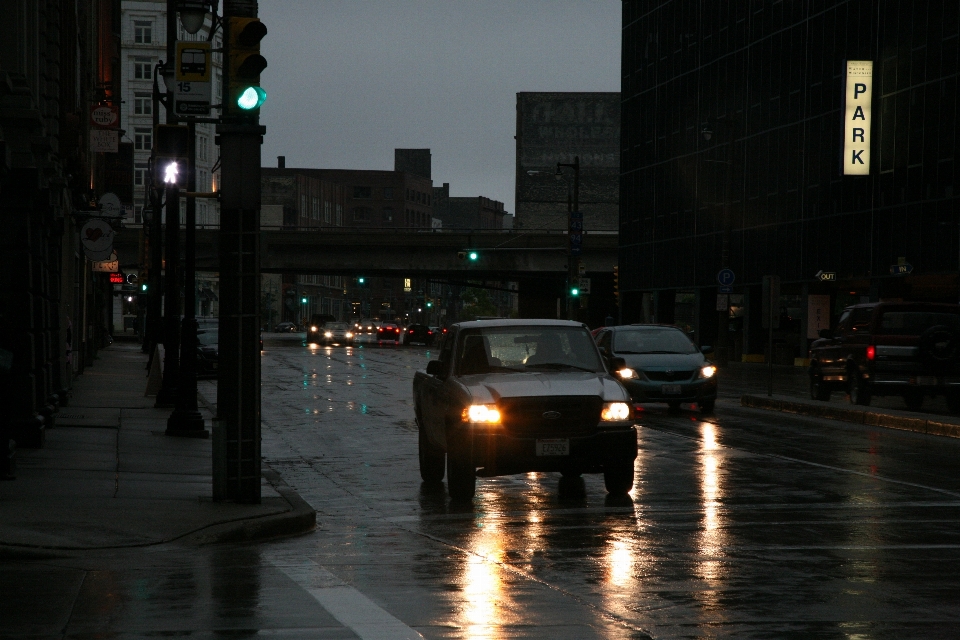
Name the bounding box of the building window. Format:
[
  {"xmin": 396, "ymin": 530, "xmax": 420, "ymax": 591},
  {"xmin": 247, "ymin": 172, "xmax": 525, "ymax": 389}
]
[
  {"xmin": 383, "ymin": 187, "xmax": 394, "ymax": 199},
  {"xmin": 324, "ymin": 201, "xmax": 331, "ymax": 223},
  {"xmin": 336, "ymin": 204, "xmax": 343, "ymax": 226},
  {"xmin": 134, "ymin": 128, "xmax": 152, "ymax": 151},
  {"xmin": 134, "ymin": 93, "xmax": 152, "ymax": 115},
  {"xmin": 300, "ymin": 195, "xmax": 307, "ymax": 218},
  {"xmin": 197, "ymin": 135, "xmax": 208, "ymax": 161},
  {"xmin": 382, "ymin": 207, "xmax": 393, "ymax": 222},
  {"xmin": 133, "ymin": 59, "xmax": 153, "ymax": 80},
  {"xmin": 134, "ymin": 163, "xmax": 148, "ymax": 186},
  {"xmin": 353, "ymin": 186, "xmax": 372, "ymax": 199},
  {"xmin": 134, "ymin": 20, "xmax": 153, "ymax": 44},
  {"xmin": 311, "ymin": 197, "xmax": 320, "ymax": 220},
  {"xmin": 353, "ymin": 207, "xmax": 371, "ymax": 222}
]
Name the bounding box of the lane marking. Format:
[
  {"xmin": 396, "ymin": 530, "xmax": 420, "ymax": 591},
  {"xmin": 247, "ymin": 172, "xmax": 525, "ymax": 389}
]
[{"xmin": 268, "ymin": 556, "xmax": 423, "ymax": 640}]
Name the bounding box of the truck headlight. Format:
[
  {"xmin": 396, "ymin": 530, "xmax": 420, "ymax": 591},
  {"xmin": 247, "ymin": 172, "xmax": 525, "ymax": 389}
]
[
  {"xmin": 617, "ymin": 367, "xmax": 638, "ymax": 380},
  {"xmin": 345, "ymin": 332, "xmax": 353, "ymax": 338},
  {"xmin": 600, "ymin": 402, "xmax": 631, "ymax": 421},
  {"xmin": 462, "ymin": 404, "xmax": 501, "ymax": 424},
  {"xmin": 699, "ymin": 364, "xmax": 717, "ymax": 379},
  {"xmin": 324, "ymin": 331, "xmax": 333, "ymax": 338},
  {"xmin": 310, "ymin": 325, "xmax": 318, "ymax": 332}
]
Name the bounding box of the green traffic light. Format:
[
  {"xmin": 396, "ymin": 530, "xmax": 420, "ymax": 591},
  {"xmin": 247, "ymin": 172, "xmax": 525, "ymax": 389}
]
[
  {"xmin": 358, "ymin": 277, "xmax": 365, "ymax": 284},
  {"xmin": 237, "ymin": 86, "xmax": 267, "ymax": 110},
  {"xmin": 570, "ymin": 288, "xmax": 580, "ymax": 297},
  {"xmin": 301, "ymin": 297, "xmax": 308, "ymax": 304},
  {"xmin": 426, "ymin": 301, "xmax": 433, "ymax": 308},
  {"xmin": 141, "ymin": 283, "xmax": 148, "ymax": 292},
  {"xmin": 468, "ymin": 251, "xmax": 478, "ymax": 261}
]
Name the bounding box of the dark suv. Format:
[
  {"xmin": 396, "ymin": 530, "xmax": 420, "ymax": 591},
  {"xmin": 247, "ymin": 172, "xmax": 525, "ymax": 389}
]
[{"xmin": 808, "ymin": 302, "xmax": 960, "ymax": 411}]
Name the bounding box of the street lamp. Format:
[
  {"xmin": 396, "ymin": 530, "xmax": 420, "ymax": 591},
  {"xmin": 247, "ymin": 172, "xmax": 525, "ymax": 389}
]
[
  {"xmin": 555, "ymin": 156, "xmax": 581, "ymax": 321},
  {"xmin": 176, "ymin": 0, "xmax": 214, "ymax": 35}
]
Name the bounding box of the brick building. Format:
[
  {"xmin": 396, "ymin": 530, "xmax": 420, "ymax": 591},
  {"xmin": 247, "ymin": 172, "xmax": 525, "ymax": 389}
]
[{"xmin": 432, "ymin": 184, "xmax": 509, "ymax": 229}]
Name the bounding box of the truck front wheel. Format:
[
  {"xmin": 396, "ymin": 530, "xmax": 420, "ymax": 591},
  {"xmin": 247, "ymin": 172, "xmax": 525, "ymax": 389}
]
[
  {"xmin": 603, "ymin": 459, "xmax": 635, "ymax": 495},
  {"xmin": 446, "ymin": 431, "xmax": 476, "ymax": 501}
]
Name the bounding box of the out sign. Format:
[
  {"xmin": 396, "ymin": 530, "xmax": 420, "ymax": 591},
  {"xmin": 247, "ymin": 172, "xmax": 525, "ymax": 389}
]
[{"xmin": 843, "ymin": 60, "xmax": 872, "ymax": 175}]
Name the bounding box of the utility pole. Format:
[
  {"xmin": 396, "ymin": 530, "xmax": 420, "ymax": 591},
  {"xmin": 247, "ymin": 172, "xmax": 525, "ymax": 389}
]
[
  {"xmin": 215, "ymin": 0, "xmax": 266, "ymax": 502},
  {"xmin": 557, "ymin": 156, "xmax": 581, "ymax": 321},
  {"xmin": 155, "ymin": 0, "xmax": 181, "ymax": 408}
]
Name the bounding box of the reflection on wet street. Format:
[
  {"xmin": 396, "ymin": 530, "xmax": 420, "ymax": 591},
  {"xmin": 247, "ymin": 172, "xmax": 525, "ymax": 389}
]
[{"xmin": 4, "ymin": 336, "xmax": 960, "ymax": 638}]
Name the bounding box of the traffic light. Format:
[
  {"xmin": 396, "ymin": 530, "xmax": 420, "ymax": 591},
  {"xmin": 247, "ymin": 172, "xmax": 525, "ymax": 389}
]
[
  {"xmin": 301, "ymin": 297, "xmax": 308, "ymax": 304},
  {"xmin": 569, "ymin": 285, "xmax": 580, "ymax": 297},
  {"xmin": 426, "ymin": 300, "xmax": 433, "ymax": 308},
  {"xmin": 141, "ymin": 282, "xmax": 149, "ymax": 293},
  {"xmin": 154, "ymin": 124, "xmax": 189, "ymax": 186},
  {"xmin": 457, "ymin": 250, "xmax": 479, "ymax": 261},
  {"xmin": 227, "ymin": 17, "xmax": 268, "ymax": 115},
  {"xmin": 358, "ymin": 277, "xmax": 365, "ymax": 284}
]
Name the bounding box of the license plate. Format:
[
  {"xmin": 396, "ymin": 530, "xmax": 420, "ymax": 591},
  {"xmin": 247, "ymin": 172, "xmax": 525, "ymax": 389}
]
[
  {"xmin": 661, "ymin": 384, "xmax": 682, "ymax": 395},
  {"xmin": 536, "ymin": 438, "xmax": 569, "ymax": 456},
  {"xmin": 916, "ymin": 376, "xmax": 938, "ymax": 386}
]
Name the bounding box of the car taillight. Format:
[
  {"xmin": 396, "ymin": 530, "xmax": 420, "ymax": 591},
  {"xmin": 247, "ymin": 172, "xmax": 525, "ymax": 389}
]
[
  {"xmin": 395, "ymin": 328, "xmax": 400, "ymax": 333},
  {"xmin": 409, "ymin": 330, "xmax": 414, "ymax": 333},
  {"xmin": 866, "ymin": 345, "xmax": 876, "ymax": 361},
  {"xmin": 428, "ymin": 331, "xmax": 433, "ymax": 335}
]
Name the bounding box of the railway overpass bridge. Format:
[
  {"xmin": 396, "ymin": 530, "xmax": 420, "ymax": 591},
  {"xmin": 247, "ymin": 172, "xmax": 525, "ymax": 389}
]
[{"xmin": 113, "ymin": 227, "xmax": 620, "ymax": 319}]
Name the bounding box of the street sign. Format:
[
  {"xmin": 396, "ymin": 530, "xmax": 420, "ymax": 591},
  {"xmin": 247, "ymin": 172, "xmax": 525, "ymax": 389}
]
[
  {"xmin": 80, "ymin": 218, "xmax": 115, "ymax": 261},
  {"xmin": 569, "ymin": 211, "xmax": 583, "ymax": 256},
  {"xmin": 890, "ymin": 263, "xmax": 913, "ymax": 275},
  {"xmin": 719, "ymin": 286, "xmax": 732, "ymax": 294},
  {"xmin": 90, "ymin": 104, "xmax": 119, "ymax": 128},
  {"xmin": 717, "ymin": 268, "xmax": 735, "ymax": 287},
  {"xmin": 815, "ymin": 270, "xmax": 837, "ymax": 282},
  {"xmin": 174, "ymin": 41, "xmax": 212, "ymax": 115},
  {"xmin": 578, "ymin": 277, "xmax": 591, "ymax": 295},
  {"xmin": 716, "ymin": 294, "xmax": 729, "ymax": 311}
]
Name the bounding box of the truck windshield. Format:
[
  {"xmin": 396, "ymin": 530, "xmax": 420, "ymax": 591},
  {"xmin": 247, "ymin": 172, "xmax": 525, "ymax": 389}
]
[
  {"xmin": 878, "ymin": 311, "xmax": 960, "ymax": 335},
  {"xmin": 456, "ymin": 326, "xmax": 603, "ymax": 376}
]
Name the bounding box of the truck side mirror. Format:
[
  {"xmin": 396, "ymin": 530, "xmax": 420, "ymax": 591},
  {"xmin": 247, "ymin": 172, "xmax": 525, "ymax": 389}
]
[{"xmin": 426, "ymin": 360, "xmax": 444, "ymax": 376}]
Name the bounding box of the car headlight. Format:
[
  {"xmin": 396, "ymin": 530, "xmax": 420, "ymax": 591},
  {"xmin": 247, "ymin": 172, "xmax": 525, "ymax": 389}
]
[
  {"xmin": 601, "ymin": 402, "xmax": 632, "ymax": 421},
  {"xmin": 616, "ymin": 367, "xmax": 638, "ymax": 380},
  {"xmin": 345, "ymin": 332, "xmax": 353, "ymax": 338},
  {"xmin": 699, "ymin": 364, "xmax": 717, "ymax": 379},
  {"xmin": 462, "ymin": 404, "xmax": 501, "ymax": 424},
  {"xmin": 310, "ymin": 325, "xmax": 318, "ymax": 332},
  {"xmin": 324, "ymin": 331, "xmax": 333, "ymax": 338}
]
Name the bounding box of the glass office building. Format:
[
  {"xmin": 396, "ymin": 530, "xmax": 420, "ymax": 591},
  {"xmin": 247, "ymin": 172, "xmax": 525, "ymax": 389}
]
[{"xmin": 620, "ymin": 1, "xmax": 960, "ymax": 362}]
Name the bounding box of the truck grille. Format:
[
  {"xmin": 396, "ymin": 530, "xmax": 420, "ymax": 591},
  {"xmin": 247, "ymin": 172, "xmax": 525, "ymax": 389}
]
[{"xmin": 499, "ymin": 396, "xmax": 603, "ymax": 436}]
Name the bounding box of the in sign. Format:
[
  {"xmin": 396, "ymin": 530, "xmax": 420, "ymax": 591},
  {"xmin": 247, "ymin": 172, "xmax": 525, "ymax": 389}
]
[{"xmin": 843, "ymin": 61, "xmax": 873, "ymax": 175}]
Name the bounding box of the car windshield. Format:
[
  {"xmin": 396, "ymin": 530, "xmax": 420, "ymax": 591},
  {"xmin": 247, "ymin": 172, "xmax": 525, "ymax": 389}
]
[
  {"xmin": 613, "ymin": 327, "xmax": 697, "ymax": 354},
  {"xmin": 877, "ymin": 311, "xmax": 960, "ymax": 335},
  {"xmin": 456, "ymin": 326, "xmax": 603, "ymax": 376},
  {"xmin": 326, "ymin": 323, "xmax": 349, "ymax": 330},
  {"xmin": 197, "ymin": 331, "xmax": 218, "ymax": 346}
]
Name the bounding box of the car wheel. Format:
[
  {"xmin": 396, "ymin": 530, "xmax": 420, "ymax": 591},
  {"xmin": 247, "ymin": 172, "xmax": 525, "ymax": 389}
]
[
  {"xmin": 446, "ymin": 431, "xmax": 476, "ymax": 501},
  {"xmin": 667, "ymin": 401, "xmax": 682, "ymax": 412},
  {"xmin": 603, "ymin": 459, "xmax": 634, "ymax": 495},
  {"xmin": 848, "ymin": 366, "xmax": 872, "ymax": 406},
  {"xmin": 902, "ymin": 390, "xmax": 924, "ymax": 411},
  {"xmin": 418, "ymin": 422, "xmax": 445, "ymax": 483},
  {"xmin": 810, "ymin": 369, "xmax": 831, "ymax": 401},
  {"xmin": 698, "ymin": 399, "xmax": 716, "ymax": 414}
]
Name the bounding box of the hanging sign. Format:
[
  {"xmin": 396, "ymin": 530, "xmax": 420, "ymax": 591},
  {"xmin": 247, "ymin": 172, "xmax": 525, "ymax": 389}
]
[
  {"xmin": 843, "ymin": 60, "xmax": 873, "ymax": 175},
  {"xmin": 80, "ymin": 218, "xmax": 116, "ymax": 261}
]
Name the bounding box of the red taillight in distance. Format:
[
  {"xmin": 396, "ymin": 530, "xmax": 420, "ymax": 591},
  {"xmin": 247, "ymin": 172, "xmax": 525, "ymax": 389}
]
[{"xmin": 866, "ymin": 345, "xmax": 876, "ymax": 361}]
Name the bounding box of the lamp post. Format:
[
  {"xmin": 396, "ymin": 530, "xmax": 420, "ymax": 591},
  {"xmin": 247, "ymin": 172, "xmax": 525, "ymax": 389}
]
[
  {"xmin": 701, "ymin": 121, "xmax": 736, "ymax": 366},
  {"xmin": 556, "ymin": 156, "xmax": 581, "ymax": 321}
]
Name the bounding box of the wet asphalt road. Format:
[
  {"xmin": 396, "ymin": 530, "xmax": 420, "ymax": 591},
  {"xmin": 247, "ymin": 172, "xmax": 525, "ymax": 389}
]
[{"xmin": 4, "ymin": 333, "xmax": 960, "ymax": 639}]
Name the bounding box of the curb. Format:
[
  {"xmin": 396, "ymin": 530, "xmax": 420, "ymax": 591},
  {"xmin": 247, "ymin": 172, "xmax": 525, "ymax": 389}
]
[
  {"xmin": 741, "ymin": 395, "xmax": 960, "ymax": 439},
  {"xmin": 188, "ymin": 468, "xmax": 317, "ymax": 545}
]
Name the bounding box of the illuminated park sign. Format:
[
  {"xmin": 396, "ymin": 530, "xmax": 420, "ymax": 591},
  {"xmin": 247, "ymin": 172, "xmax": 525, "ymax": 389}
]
[{"xmin": 843, "ymin": 60, "xmax": 873, "ymax": 175}]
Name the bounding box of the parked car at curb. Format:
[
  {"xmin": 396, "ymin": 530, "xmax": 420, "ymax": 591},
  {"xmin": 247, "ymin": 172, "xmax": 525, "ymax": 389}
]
[
  {"xmin": 809, "ymin": 302, "xmax": 960, "ymax": 411},
  {"xmin": 274, "ymin": 321, "xmax": 297, "ymax": 333},
  {"xmin": 594, "ymin": 324, "xmax": 717, "ymax": 413},
  {"xmin": 413, "ymin": 319, "xmax": 638, "ymax": 500}
]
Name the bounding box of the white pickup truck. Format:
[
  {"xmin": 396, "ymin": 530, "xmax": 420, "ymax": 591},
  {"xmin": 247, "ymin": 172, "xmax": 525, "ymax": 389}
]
[{"xmin": 413, "ymin": 319, "xmax": 638, "ymax": 500}]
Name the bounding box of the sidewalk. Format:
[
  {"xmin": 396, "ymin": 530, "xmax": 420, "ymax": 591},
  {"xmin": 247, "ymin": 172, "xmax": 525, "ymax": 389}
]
[{"xmin": 0, "ymin": 342, "xmax": 314, "ymax": 557}]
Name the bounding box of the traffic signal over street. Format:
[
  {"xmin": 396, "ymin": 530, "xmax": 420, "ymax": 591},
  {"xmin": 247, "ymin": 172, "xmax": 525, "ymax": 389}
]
[
  {"xmin": 227, "ymin": 17, "xmax": 268, "ymax": 115},
  {"xmin": 154, "ymin": 125, "xmax": 189, "ymax": 186}
]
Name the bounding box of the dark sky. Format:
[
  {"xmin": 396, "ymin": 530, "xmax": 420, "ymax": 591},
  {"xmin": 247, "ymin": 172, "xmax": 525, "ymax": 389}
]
[{"xmin": 258, "ymin": 0, "xmax": 620, "ymax": 215}]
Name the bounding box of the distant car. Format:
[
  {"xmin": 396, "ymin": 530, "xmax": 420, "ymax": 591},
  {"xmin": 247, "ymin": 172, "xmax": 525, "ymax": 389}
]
[
  {"xmin": 405, "ymin": 324, "xmax": 435, "ymax": 346},
  {"xmin": 274, "ymin": 322, "xmax": 297, "ymax": 333},
  {"xmin": 594, "ymin": 324, "xmax": 717, "ymax": 413},
  {"xmin": 377, "ymin": 323, "xmax": 401, "ymax": 345},
  {"xmin": 316, "ymin": 321, "xmax": 354, "ymax": 346},
  {"xmin": 196, "ymin": 329, "xmax": 219, "ymax": 378}
]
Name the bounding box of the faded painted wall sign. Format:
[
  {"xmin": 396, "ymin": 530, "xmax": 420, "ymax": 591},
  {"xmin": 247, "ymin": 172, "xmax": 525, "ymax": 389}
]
[{"xmin": 843, "ymin": 60, "xmax": 873, "ymax": 175}]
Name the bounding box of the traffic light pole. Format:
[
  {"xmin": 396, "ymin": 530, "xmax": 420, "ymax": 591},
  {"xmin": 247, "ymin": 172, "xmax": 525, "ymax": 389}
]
[
  {"xmin": 167, "ymin": 118, "xmax": 207, "ymax": 436},
  {"xmin": 215, "ymin": 0, "xmax": 263, "ymax": 503}
]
